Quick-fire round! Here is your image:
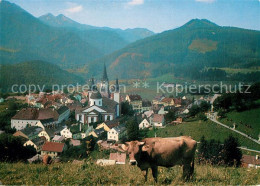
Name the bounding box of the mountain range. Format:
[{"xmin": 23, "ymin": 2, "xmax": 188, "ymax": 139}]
[
  {"xmin": 91, "ymin": 19, "xmax": 260, "ymax": 79},
  {"xmin": 0, "ymin": 0, "xmax": 259, "ymax": 82},
  {"xmin": 0, "ymin": 0, "xmax": 154, "ymax": 68}
]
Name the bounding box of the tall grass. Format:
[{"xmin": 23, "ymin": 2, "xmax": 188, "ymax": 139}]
[{"xmin": 0, "ymin": 162, "xmax": 259, "ymax": 185}]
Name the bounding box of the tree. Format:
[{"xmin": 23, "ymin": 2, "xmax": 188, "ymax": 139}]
[
  {"xmin": 0, "ymin": 134, "xmax": 36, "ymax": 162},
  {"xmin": 165, "ymin": 109, "xmax": 176, "ymax": 123},
  {"xmin": 198, "ymin": 113, "xmax": 207, "ymax": 121},
  {"xmin": 200, "ymin": 101, "xmax": 210, "ymax": 112},
  {"xmin": 126, "ymin": 116, "xmax": 139, "ymax": 141},
  {"xmin": 121, "ymin": 101, "xmax": 134, "ymax": 116},
  {"xmin": 189, "ymin": 105, "xmax": 200, "ymax": 117},
  {"xmin": 222, "ymin": 135, "xmax": 242, "ymax": 167}
]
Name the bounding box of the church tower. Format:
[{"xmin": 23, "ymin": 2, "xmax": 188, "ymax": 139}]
[{"xmin": 100, "ymin": 63, "xmax": 110, "ymax": 98}]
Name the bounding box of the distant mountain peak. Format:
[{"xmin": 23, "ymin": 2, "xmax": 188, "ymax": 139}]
[{"xmin": 182, "ymin": 19, "xmax": 219, "ymax": 29}]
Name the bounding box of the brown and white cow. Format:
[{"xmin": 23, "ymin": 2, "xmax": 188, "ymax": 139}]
[{"xmin": 121, "ymin": 136, "xmax": 197, "ymax": 182}]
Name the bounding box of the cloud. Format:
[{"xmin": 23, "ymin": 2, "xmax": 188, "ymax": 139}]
[
  {"xmin": 127, "ymin": 0, "xmax": 144, "ymax": 6},
  {"xmin": 195, "ymin": 0, "xmax": 216, "ymax": 3},
  {"xmin": 64, "ymin": 3, "xmax": 83, "ymax": 14}
]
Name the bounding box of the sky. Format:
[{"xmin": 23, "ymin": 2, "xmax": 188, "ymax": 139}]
[{"xmin": 7, "ymin": 0, "xmax": 260, "ymax": 33}]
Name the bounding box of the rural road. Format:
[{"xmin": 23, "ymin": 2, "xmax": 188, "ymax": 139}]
[{"xmin": 208, "ymin": 113, "xmax": 260, "ymax": 145}]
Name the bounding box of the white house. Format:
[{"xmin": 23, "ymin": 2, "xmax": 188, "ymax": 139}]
[
  {"xmin": 152, "ymin": 114, "xmax": 165, "ymax": 127},
  {"xmin": 60, "ymin": 127, "xmax": 73, "ymax": 139},
  {"xmin": 11, "ymin": 107, "xmax": 70, "ymax": 131},
  {"xmin": 107, "ymin": 124, "xmax": 126, "ymax": 142},
  {"xmin": 139, "ymin": 118, "xmax": 151, "ymax": 129}
]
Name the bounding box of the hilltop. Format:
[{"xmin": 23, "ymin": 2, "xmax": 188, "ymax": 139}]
[
  {"xmin": 91, "ymin": 19, "xmax": 260, "ymax": 80},
  {"xmin": 0, "ymin": 60, "xmax": 84, "ymax": 91}
]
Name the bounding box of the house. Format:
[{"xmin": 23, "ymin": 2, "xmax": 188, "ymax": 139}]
[
  {"xmin": 75, "ymin": 91, "xmax": 120, "ymax": 125},
  {"xmin": 125, "ymin": 94, "xmax": 142, "ymax": 113},
  {"xmin": 141, "ymin": 100, "xmax": 152, "ymax": 112},
  {"xmin": 11, "ymin": 106, "xmax": 70, "ymax": 131},
  {"xmin": 109, "ymin": 153, "xmax": 126, "ymax": 164},
  {"xmin": 158, "ymin": 106, "xmax": 168, "ymax": 115},
  {"xmin": 38, "ymin": 128, "xmax": 55, "ymax": 141},
  {"xmin": 24, "ymin": 137, "xmax": 46, "ymax": 152},
  {"xmin": 152, "ymin": 114, "xmax": 165, "ymax": 127},
  {"xmin": 242, "ymin": 155, "xmax": 260, "ymax": 168},
  {"xmin": 13, "ymin": 126, "xmax": 43, "ymax": 140},
  {"xmin": 89, "ymin": 128, "xmax": 106, "ymax": 138},
  {"xmin": 139, "ymin": 118, "xmax": 151, "ymax": 129},
  {"xmin": 70, "ymin": 139, "xmax": 81, "ymax": 146},
  {"xmin": 35, "ymin": 118, "xmax": 55, "ymax": 129},
  {"xmin": 144, "ymin": 110, "xmax": 154, "ymax": 118},
  {"xmin": 152, "ymin": 95, "xmax": 165, "ymax": 105},
  {"xmin": 41, "ymin": 141, "xmax": 66, "ymax": 158},
  {"xmin": 52, "ymin": 135, "xmax": 65, "ymax": 143},
  {"xmin": 107, "ymin": 124, "xmax": 126, "ymax": 142},
  {"xmin": 161, "ymin": 97, "xmax": 182, "ymax": 107},
  {"xmin": 96, "ymin": 118, "xmax": 121, "ymax": 132},
  {"xmin": 60, "ymin": 127, "xmax": 73, "ymax": 139}
]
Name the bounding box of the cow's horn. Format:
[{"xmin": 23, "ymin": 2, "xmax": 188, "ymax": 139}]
[{"xmin": 138, "ymin": 142, "xmax": 145, "ymax": 145}]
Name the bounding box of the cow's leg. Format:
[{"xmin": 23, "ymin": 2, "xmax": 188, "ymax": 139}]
[
  {"xmin": 151, "ymin": 166, "xmax": 158, "ymax": 182},
  {"xmin": 182, "ymin": 164, "xmax": 190, "ymax": 181},
  {"xmin": 142, "ymin": 168, "xmax": 148, "ymax": 182}
]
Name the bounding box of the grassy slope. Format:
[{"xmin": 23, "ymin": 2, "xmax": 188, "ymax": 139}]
[
  {"xmin": 219, "ymin": 108, "xmax": 260, "ymax": 139},
  {"xmin": 146, "ymin": 120, "xmax": 260, "ymax": 151},
  {"xmin": 0, "ymin": 162, "xmax": 259, "ymax": 185}
]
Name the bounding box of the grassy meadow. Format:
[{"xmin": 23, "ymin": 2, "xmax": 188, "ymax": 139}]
[
  {"xmin": 0, "ymin": 161, "xmax": 260, "ymax": 185},
  {"xmin": 219, "ymin": 108, "xmax": 260, "ymax": 139},
  {"xmin": 146, "ymin": 120, "xmax": 260, "ymax": 151}
]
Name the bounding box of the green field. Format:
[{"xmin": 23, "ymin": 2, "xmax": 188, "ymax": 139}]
[
  {"xmin": 146, "ymin": 120, "xmax": 260, "ymax": 151},
  {"xmin": 0, "ymin": 162, "xmax": 259, "ymax": 185},
  {"xmin": 219, "ymin": 108, "xmax": 260, "ymax": 139}
]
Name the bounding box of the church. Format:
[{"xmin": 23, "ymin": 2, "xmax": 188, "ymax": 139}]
[{"xmin": 75, "ymin": 64, "xmax": 120, "ymax": 125}]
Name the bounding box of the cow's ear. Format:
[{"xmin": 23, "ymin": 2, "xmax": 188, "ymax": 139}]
[
  {"xmin": 142, "ymin": 145, "xmax": 150, "ymax": 151},
  {"xmin": 121, "ymin": 144, "xmax": 129, "ymax": 151},
  {"xmin": 138, "ymin": 142, "xmax": 145, "ymax": 145}
]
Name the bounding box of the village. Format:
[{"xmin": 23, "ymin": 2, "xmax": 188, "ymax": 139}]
[{"xmin": 0, "ymin": 65, "xmax": 258, "ymax": 169}]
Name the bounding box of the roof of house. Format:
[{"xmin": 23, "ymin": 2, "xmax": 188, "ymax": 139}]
[
  {"xmin": 70, "ymin": 139, "xmax": 81, "ymax": 146},
  {"xmin": 161, "ymin": 97, "xmax": 174, "ymax": 103},
  {"xmin": 12, "ymin": 107, "xmax": 67, "ymax": 121},
  {"xmin": 242, "ymin": 155, "xmax": 260, "ymax": 165},
  {"xmin": 94, "ymin": 128, "xmax": 105, "ymax": 136},
  {"xmin": 44, "ymin": 128, "xmax": 55, "ymax": 138},
  {"xmin": 42, "ymin": 141, "xmax": 65, "ymax": 152},
  {"xmin": 15, "ymin": 126, "xmax": 43, "ymax": 139},
  {"xmin": 113, "ymin": 123, "xmax": 126, "ymax": 133},
  {"xmin": 104, "ymin": 118, "xmax": 121, "ymax": 129},
  {"xmin": 153, "ymin": 114, "xmax": 164, "ymax": 123},
  {"xmin": 109, "ymin": 153, "xmax": 126, "ymax": 163},
  {"xmin": 57, "ymin": 106, "xmax": 69, "ymax": 115},
  {"xmin": 31, "ymin": 136, "xmax": 46, "ymax": 146},
  {"xmin": 12, "ymin": 108, "xmax": 39, "ymax": 120},
  {"xmin": 40, "ymin": 118, "xmax": 55, "ymax": 124},
  {"xmin": 52, "ymin": 135, "xmax": 65, "ymax": 142},
  {"xmin": 128, "ymin": 94, "xmax": 142, "ymax": 101}
]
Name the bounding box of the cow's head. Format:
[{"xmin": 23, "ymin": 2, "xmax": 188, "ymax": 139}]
[{"xmin": 121, "ymin": 141, "xmax": 150, "ymax": 165}]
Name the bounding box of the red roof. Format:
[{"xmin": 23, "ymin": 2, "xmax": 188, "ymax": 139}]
[
  {"xmin": 153, "ymin": 114, "xmax": 164, "ymax": 122},
  {"xmin": 128, "ymin": 94, "xmax": 142, "ymax": 101},
  {"xmin": 42, "ymin": 142, "xmax": 65, "ymax": 152}
]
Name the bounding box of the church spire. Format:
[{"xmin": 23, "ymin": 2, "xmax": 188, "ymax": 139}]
[{"xmin": 102, "ymin": 63, "xmax": 109, "ymax": 82}]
